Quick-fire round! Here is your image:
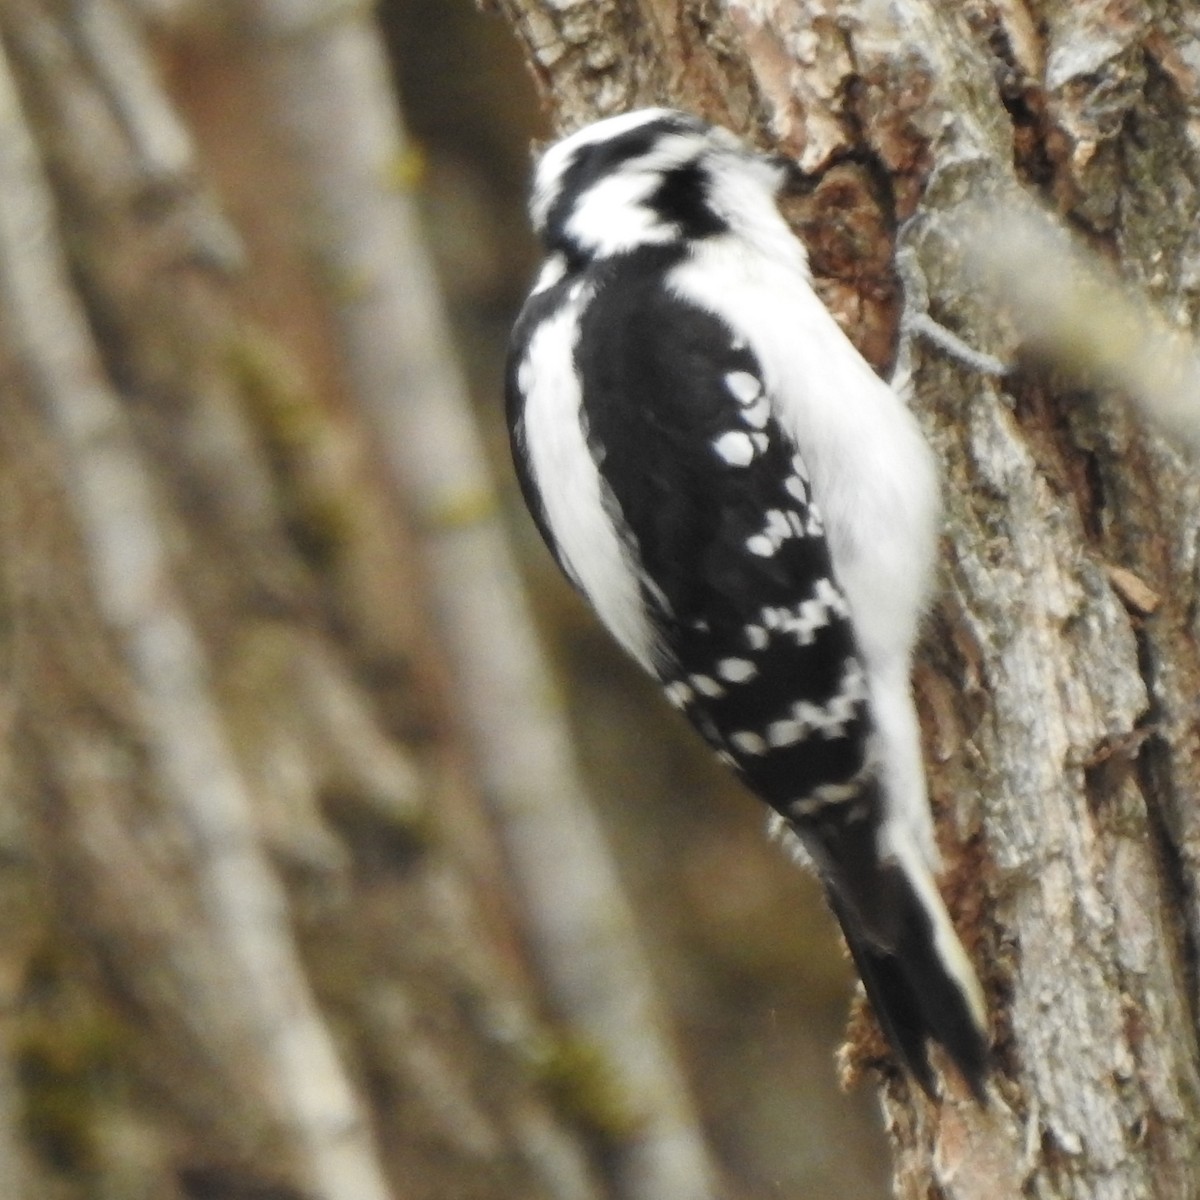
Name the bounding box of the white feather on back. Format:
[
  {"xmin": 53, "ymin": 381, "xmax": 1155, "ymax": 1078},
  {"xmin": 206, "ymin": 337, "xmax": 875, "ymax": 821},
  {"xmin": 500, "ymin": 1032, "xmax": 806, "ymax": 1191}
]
[{"xmin": 517, "ymin": 294, "xmax": 661, "ymax": 674}]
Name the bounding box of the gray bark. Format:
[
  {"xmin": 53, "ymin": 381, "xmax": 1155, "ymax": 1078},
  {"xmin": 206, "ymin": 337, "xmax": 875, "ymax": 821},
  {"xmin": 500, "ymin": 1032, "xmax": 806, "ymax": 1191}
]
[{"xmin": 492, "ymin": 0, "xmax": 1200, "ymax": 1194}]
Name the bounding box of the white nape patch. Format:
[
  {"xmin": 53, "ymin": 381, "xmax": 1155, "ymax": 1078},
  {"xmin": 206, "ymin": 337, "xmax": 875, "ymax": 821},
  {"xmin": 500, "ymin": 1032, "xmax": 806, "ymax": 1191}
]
[
  {"xmin": 690, "ymin": 673, "xmax": 725, "ymax": 698},
  {"xmin": 530, "ymin": 108, "xmax": 681, "ymax": 231},
  {"xmin": 724, "ymin": 370, "xmax": 762, "ymax": 404},
  {"xmin": 518, "ymin": 298, "xmax": 661, "ymax": 673},
  {"xmin": 717, "ymin": 657, "xmax": 757, "ymax": 683},
  {"xmin": 562, "ymin": 131, "xmax": 711, "ymax": 256},
  {"xmin": 565, "ymin": 172, "xmax": 679, "ymax": 256},
  {"xmin": 713, "ymin": 430, "xmax": 756, "ymax": 466},
  {"xmin": 730, "ymin": 731, "xmax": 768, "ymax": 755},
  {"xmin": 530, "ymin": 253, "xmax": 568, "ymax": 295}
]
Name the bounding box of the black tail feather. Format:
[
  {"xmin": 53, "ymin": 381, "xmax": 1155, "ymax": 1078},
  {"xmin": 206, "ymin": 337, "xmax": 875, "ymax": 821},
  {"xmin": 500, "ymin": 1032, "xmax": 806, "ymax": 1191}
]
[
  {"xmin": 828, "ymin": 876, "xmax": 990, "ymax": 1102},
  {"xmin": 782, "ymin": 780, "xmax": 989, "ymax": 1099}
]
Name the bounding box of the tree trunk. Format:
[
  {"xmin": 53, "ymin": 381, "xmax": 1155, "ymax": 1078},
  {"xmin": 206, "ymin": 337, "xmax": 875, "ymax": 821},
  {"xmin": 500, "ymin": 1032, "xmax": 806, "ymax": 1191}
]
[{"xmin": 491, "ymin": 0, "xmax": 1200, "ymax": 1195}]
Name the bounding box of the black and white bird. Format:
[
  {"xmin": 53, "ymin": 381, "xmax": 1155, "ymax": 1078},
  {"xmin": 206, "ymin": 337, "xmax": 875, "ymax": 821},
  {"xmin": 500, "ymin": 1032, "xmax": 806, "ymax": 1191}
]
[{"xmin": 505, "ymin": 108, "xmax": 988, "ymax": 1098}]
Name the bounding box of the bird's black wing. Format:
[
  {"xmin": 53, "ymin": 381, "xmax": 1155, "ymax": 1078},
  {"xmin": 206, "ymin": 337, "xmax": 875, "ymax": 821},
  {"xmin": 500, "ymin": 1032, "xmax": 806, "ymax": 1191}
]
[{"xmin": 572, "ymin": 252, "xmax": 872, "ymax": 820}]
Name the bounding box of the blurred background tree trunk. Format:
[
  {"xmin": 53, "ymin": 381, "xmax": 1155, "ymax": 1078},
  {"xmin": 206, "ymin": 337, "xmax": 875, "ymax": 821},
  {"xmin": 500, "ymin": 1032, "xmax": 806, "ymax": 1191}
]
[
  {"xmin": 0, "ymin": 1, "xmax": 618, "ymax": 1197},
  {"xmin": 491, "ymin": 0, "xmax": 1200, "ymax": 1197}
]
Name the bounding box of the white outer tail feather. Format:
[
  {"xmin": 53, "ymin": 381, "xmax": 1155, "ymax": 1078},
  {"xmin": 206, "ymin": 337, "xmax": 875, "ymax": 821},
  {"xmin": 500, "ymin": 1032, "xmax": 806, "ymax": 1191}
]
[{"xmin": 882, "ymin": 825, "xmax": 988, "ymax": 1034}]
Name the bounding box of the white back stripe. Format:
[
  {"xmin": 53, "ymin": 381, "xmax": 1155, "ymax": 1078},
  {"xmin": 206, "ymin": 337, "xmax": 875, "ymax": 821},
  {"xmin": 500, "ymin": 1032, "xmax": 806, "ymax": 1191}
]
[{"xmin": 518, "ymin": 299, "xmax": 660, "ymax": 672}]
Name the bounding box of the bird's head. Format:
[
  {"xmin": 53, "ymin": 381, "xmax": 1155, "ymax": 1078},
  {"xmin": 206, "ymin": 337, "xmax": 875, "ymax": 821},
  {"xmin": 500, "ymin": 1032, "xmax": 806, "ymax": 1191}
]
[{"xmin": 529, "ymin": 108, "xmax": 802, "ymax": 265}]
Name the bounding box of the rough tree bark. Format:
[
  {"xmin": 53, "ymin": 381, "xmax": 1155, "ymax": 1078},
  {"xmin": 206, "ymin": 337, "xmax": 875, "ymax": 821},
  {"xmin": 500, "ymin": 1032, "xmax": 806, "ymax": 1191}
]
[{"xmin": 491, "ymin": 0, "xmax": 1200, "ymax": 1196}]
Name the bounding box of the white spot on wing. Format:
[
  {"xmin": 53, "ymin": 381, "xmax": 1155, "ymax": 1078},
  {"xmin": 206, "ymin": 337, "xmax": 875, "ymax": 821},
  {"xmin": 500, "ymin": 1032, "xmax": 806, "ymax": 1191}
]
[
  {"xmin": 767, "ymin": 718, "xmax": 804, "ymax": 747},
  {"xmin": 724, "ymin": 370, "xmax": 762, "ymax": 404},
  {"xmin": 713, "ymin": 431, "xmax": 756, "ymax": 466},
  {"xmin": 789, "ymin": 780, "xmax": 861, "ymax": 817},
  {"xmin": 765, "ymin": 658, "xmax": 868, "ymax": 743},
  {"xmin": 744, "ymin": 624, "xmax": 768, "ymax": 650},
  {"xmin": 745, "ymin": 506, "xmax": 799, "ymax": 557},
  {"xmin": 690, "ymin": 674, "xmax": 725, "ymax": 697},
  {"xmin": 765, "ymin": 510, "xmax": 789, "ymax": 539},
  {"xmin": 741, "ymin": 397, "xmax": 771, "ymax": 428},
  {"xmin": 758, "ymin": 577, "xmax": 850, "ymax": 645},
  {"xmin": 817, "ymin": 577, "xmax": 849, "ymax": 613},
  {"xmin": 717, "ymin": 657, "xmax": 758, "ymax": 683},
  {"xmin": 730, "ymin": 731, "xmax": 768, "ymax": 755}
]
